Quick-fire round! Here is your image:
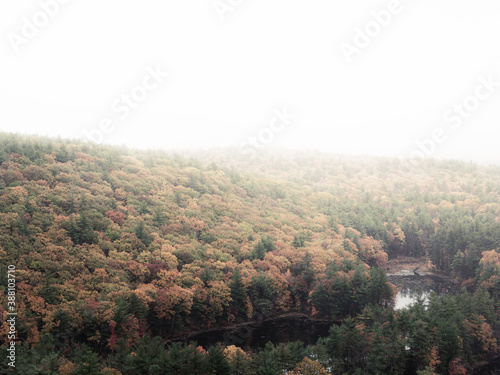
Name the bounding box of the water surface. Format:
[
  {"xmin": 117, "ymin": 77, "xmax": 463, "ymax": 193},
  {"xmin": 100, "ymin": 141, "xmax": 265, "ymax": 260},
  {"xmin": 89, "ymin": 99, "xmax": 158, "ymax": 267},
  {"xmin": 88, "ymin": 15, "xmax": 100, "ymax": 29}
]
[
  {"xmin": 184, "ymin": 316, "xmax": 334, "ymax": 350},
  {"xmin": 390, "ymin": 272, "xmax": 457, "ymax": 310}
]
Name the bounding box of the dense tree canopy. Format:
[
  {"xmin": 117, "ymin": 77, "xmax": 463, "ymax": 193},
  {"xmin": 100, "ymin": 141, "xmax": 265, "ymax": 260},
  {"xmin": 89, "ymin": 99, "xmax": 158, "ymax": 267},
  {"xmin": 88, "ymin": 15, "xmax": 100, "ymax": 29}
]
[{"xmin": 0, "ymin": 133, "xmax": 498, "ymax": 374}]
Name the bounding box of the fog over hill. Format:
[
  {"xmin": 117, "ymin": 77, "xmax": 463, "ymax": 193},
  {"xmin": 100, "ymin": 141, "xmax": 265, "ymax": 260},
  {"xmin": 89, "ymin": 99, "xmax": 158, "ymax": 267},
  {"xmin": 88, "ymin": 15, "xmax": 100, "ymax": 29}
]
[{"xmin": 0, "ymin": 132, "xmax": 499, "ymax": 373}]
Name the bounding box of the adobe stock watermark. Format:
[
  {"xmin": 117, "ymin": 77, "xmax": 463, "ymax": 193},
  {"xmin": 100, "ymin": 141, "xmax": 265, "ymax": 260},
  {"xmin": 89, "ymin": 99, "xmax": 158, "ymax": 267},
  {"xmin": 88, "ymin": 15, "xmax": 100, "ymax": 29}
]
[
  {"xmin": 212, "ymin": 0, "xmax": 243, "ymax": 21},
  {"xmin": 83, "ymin": 65, "xmax": 169, "ymax": 144},
  {"xmin": 240, "ymin": 106, "xmax": 295, "ymax": 159},
  {"xmin": 7, "ymin": 0, "xmax": 71, "ymax": 54},
  {"xmin": 340, "ymin": 0, "xmax": 406, "ymax": 63},
  {"xmin": 406, "ymin": 74, "xmax": 499, "ymax": 167},
  {"xmin": 6, "ymin": 265, "xmax": 17, "ymax": 368}
]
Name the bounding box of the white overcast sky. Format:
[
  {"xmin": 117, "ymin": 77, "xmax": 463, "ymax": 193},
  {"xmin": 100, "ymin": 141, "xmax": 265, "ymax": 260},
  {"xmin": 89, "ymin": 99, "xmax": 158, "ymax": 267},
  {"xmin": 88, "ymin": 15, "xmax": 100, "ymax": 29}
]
[{"xmin": 1, "ymin": 0, "xmax": 500, "ymax": 165}]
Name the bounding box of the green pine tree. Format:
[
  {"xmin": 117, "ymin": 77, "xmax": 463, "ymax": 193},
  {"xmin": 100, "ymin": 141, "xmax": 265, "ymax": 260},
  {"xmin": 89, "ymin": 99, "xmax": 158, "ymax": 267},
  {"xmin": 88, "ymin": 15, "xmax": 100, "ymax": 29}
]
[
  {"xmin": 207, "ymin": 344, "xmax": 231, "ymax": 375},
  {"xmin": 254, "ymin": 342, "xmax": 281, "ymax": 375},
  {"xmin": 230, "ymin": 267, "xmax": 248, "ymax": 317},
  {"xmin": 73, "ymin": 344, "xmax": 101, "ymax": 375}
]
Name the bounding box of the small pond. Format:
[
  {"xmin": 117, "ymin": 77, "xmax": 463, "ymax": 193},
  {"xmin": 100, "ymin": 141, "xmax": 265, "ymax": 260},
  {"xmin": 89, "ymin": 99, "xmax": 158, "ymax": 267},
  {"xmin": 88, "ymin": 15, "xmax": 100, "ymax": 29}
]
[
  {"xmin": 181, "ymin": 316, "xmax": 334, "ymax": 350},
  {"xmin": 176, "ymin": 272, "xmax": 459, "ymax": 350},
  {"xmin": 389, "ymin": 272, "xmax": 458, "ymax": 310}
]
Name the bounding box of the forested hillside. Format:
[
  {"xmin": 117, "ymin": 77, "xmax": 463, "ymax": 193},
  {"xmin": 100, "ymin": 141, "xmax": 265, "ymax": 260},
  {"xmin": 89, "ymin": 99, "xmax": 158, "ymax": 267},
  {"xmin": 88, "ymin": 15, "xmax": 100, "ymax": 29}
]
[{"xmin": 0, "ymin": 133, "xmax": 499, "ymax": 374}]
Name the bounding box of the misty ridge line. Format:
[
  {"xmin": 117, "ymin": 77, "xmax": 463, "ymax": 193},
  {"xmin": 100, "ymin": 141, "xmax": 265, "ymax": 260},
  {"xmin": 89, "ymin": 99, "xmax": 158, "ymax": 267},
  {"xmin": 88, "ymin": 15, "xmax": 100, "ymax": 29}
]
[
  {"xmin": 240, "ymin": 106, "xmax": 296, "ymax": 160},
  {"xmin": 4, "ymin": 2, "xmax": 499, "ymax": 166},
  {"xmin": 4, "ymin": 129, "xmax": 498, "ymax": 169}
]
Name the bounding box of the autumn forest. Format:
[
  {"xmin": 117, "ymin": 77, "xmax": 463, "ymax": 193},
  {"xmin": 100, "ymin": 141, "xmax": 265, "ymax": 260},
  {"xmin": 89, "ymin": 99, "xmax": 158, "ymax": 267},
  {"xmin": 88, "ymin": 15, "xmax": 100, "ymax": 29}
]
[{"xmin": 0, "ymin": 133, "xmax": 499, "ymax": 374}]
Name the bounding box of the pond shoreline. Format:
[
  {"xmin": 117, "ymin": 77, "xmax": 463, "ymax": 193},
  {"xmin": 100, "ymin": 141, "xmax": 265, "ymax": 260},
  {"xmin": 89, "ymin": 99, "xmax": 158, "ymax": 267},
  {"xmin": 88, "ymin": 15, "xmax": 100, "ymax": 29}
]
[
  {"xmin": 165, "ymin": 311, "xmax": 340, "ymax": 345},
  {"xmin": 167, "ymin": 271, "xmax": 460, "ymax": 345},
  {"xmin": 387, "ymin": 271, "xmax": 461, "ymax": 291},
  {"xmin": 165, "ymin": 270, "xmax": 500, "ymax": 373}
]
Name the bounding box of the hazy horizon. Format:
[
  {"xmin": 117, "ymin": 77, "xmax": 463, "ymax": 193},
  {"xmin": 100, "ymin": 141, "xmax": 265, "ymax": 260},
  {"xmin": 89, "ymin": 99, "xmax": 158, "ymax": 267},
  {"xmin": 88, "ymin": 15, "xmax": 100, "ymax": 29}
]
[
  {"xmin": 2, "ymin": 1, "xmax": 500, "ymax": 165},
  {"xmin": 4, "ymin": 130, "xmax": 500, "ymax": 170}
]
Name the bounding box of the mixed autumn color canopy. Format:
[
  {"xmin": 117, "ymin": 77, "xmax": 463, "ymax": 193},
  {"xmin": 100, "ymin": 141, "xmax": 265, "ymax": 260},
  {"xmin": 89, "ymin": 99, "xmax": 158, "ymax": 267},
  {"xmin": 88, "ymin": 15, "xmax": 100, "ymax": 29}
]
[{"xmin": 0, "ymin": 133, "xmax": 498, "ymax": 374}]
